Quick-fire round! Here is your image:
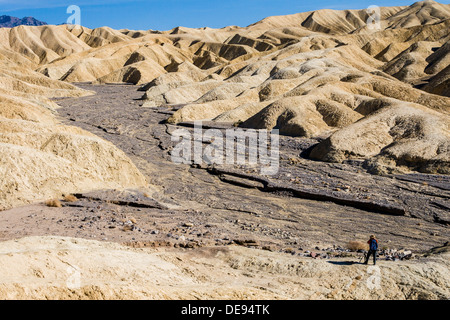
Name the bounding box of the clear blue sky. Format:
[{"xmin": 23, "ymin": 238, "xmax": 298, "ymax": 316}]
[{"xmin": 1, "ymin": 0, "xmax": 449, "ymax": 31}]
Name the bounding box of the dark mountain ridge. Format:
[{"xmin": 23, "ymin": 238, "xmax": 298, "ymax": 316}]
[{"xmin": 0, "ymin": 15, "xmax": 47, "ymax": 28}]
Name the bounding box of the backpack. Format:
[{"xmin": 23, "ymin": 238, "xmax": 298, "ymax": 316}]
[{"xmin": 370, "ymin": 239, "xmax": 378, "ymax": 251}]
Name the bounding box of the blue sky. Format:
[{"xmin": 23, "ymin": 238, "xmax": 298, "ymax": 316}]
[{"xmin": 1, "ymin": 0, "xmax": 449, "ymax": 31}]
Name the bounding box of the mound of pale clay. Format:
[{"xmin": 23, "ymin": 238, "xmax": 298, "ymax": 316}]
[
  {"xmin": 424, "ymin": 40, "xmax": 450, "ymax": 75},
  {"xmin": 0, "ymin": 25, "xmax": 90, "ymax": 65},
  {"xmin": 0, "ymin": 122, "xmax": 148, "ymax": 210},
  {"xmin": 95, "ymin": 60, "xmax": 166, "ymax": 84},
  {"xmin": 423, "ymin": 65, "xmax": 450, "ymax": 97},
  {"xmin": 0, "ymin": 113, "xmax": 148, "ymax": 211},
  {"xmin": 25, "ymin": 27, "xmax": 187, "ymax": 83},
  {"xmin": 0, "ymin": 60, "xmax": 90, "ymax": 99},
  {"xmin": 242, "ymin": 95, "xmax": 362, "ymax": 138},
  {"xmin": 166, "ymin": 91, "xmax": 260, "ymax": 124},
  {"xmin": 0, "ymin": 94, "xmax": 57, "ymax": 124},
  {"xmin": 384, "ymin": 0, "xmax": 450, "ymax": 29},
  {"xmin": 250, "ymin": 0, "xmax": 449, "ymax": 32},
  {"xmin": 309, "ymin": 99, "xmax": 450, "ymax": 174},
  {"xmin": 382, "ymin": 41, "xmax": 441, "ymax": 82},
  {"xmin": 0, "ymin": 55, "xmax": 148, "ymax": 210},
  {"xmin": 142, "ymin": 80, "xmax": 223, "ymax": 108},
  {"xmin": 0, "ymin": 236, "xmax": 448, "ymax": 300}
]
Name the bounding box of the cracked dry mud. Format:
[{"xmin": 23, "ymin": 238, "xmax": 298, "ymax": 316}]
[{"xmin": 0, "ymin": 83, "xmax": 448, "ymax": 255}]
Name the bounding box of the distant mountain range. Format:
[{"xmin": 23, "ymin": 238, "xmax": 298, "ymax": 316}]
[{"xmin": 0, "ymin": 15, "xmax": 47, "ymax": 28}]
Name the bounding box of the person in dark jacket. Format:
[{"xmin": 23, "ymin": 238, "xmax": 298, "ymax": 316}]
[{"xmin": 364, "ymin": 235, "xmax": 378, "ymax": 265}]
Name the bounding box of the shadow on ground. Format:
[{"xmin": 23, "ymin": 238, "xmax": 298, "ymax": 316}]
[{"xmin": 327, "ymin": 261, "xmax": 361, "ymax": 266}]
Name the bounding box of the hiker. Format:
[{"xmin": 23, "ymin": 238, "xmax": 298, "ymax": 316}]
[{"xmin": 364, "ymin": 235, "xmax": 378, "ymax": 265}]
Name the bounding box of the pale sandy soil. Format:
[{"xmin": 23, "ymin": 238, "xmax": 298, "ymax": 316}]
[{"xmin": 0, "ymin": 236, "xmax": 449, "ymax": 300}]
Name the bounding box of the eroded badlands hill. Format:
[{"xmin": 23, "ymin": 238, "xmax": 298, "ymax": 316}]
[
  {"xmin": 0, "ymin": 39, "xmax": 149, "ymax": 210},
  {"xmin": 1, "ymin": 1, "xmax": 447, "ymax": 176}
]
